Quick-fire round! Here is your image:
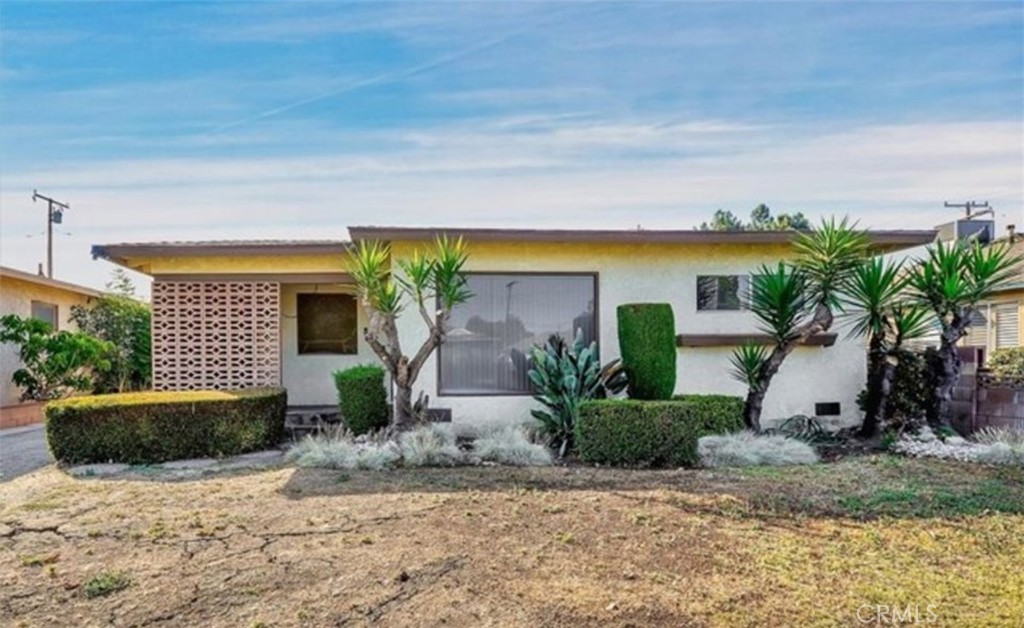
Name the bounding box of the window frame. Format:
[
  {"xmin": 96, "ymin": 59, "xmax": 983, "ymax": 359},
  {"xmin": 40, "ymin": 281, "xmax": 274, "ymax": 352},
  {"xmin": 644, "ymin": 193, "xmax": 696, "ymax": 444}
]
[
  {"xmin": 30, "ymin": 300, "xmax": 59, "ymax": 330},
  {"xmin": 696, "ymin": 274, "xmax": 751, "ymax": 312},
  {"xmin": 437, "ymin": 271, "xmax": 600, "ymax": 398},
  {"xmin": 295, "ymin": 292, "xmax": 359, "ymax": 356}
]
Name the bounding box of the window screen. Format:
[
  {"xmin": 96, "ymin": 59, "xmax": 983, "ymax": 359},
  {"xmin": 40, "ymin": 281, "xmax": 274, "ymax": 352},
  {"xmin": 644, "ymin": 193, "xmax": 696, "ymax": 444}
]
[
  {"xmin": 697, "ymin": 275, "xmax": 750, "ymax": 311},
  {"xmin": 297, "ymin": 293, "xmax": 357, "ymax": 355},
  {"xmin": 962, "ymin": 309, "xmax": 989, "ymax": 347},
  {"xmin": 30, "ymin": 301, "xmax": 59, "ymax": 329},
  {"xmin": 995, "ymin": 304, "xmax": 1019, "ymax": 349},
  {"xmin": 439, "ymin": 274, "xmax": 597, "ymax": 395}
]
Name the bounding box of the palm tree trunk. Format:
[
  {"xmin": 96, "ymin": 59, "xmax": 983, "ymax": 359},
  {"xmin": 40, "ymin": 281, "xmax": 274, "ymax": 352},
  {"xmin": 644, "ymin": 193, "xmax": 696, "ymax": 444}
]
[
  {"xmin": 743, "ymin": 386, "xmax": 767, "ymax": 432},
  {"xmin": 860, "ymin": 350, "xmax": 896, "ymax": 438},
  {"xmin": 930, "ymin": 326, "xmax": 964, "ymax": 431},
  {"xmin": 745, "ymin": 303, "xmax": 833, "ymax": 432},
  {"xmin": 393, "ymin": 381, "xmax": 415, "ymax": 430},
  {"xmin": 859, "ymin": 336, "xmax": 887, "ymax": 438}
]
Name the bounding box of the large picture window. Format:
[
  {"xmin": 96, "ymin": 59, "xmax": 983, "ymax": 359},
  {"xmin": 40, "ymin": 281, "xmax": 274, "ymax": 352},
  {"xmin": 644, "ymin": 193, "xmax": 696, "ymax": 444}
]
[
  {"xmin": 297, "ymin": 293, "xmax": 358, "ymax": 355},
  {"xmin": 439, "ymin": 273, "xmax": 597, "ymax": 395}
]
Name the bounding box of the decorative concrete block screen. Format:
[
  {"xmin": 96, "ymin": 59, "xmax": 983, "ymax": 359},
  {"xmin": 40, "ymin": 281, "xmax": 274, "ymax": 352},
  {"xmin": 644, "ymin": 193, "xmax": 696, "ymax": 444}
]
[{"xmin": 152, "ymin": 281, "xmax": 281, "ymax": 391}]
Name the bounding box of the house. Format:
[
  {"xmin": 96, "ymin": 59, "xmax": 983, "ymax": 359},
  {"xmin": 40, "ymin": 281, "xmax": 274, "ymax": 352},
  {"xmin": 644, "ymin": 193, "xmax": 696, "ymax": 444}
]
[
  {"xmin": 92, "ymin": 226, "xmax": 935, "ymax": 429},
  {"xmin": 962, "ymin": 236, "xmax": 1024, "ymax": 353},
  {"xmin": 0, "ymin": 266, "xmax": 101, "ymax": 428}
]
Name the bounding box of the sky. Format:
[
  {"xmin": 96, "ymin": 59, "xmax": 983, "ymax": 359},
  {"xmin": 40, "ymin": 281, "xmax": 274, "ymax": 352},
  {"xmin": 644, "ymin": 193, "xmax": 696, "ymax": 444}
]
[{"xmin": 1, "ymin": 1, "xmax": 1022, "ymax": 293}]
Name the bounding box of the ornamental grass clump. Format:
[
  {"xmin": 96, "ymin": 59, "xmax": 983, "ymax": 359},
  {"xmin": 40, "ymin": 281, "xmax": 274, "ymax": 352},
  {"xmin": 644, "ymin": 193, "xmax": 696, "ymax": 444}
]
[
  {"xmin": 397, "ymin": 424, "xmax": 464, "ymax": 467},
  {"xmin": 286, "ymin": 426, "xmax": 400, "ymax": 470},
  {"xmin": 698, "ymin": 431, "xmax": 820, "ymax": 467},
  {"xmin": 473, "ymin": 427, "xmax": 553, "ymax": 467}
]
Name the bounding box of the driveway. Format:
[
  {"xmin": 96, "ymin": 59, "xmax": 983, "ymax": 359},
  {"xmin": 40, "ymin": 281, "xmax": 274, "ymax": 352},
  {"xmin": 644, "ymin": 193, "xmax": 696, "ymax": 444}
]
[{"xmin": 0, "ymin": 424, "xmax": 52, "ymax": 481}]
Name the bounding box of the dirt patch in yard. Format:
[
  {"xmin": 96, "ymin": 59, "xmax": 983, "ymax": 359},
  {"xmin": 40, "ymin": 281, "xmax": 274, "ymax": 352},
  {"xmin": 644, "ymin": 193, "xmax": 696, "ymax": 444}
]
[{"xmin": 2, "ymin": 458, "xmax": 1023, "ymax": 627}]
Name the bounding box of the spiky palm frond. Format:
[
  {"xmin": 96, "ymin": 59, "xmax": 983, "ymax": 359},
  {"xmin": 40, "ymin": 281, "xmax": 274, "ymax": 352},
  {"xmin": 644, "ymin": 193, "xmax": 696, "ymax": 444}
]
[
  {"xmin": 748, "ymin": 262, "xmax": 810, "ymax": 344},
  {"xmin": 729, "ymin": 342, "xmax": 768, "ymax": 388},
  {"xmin": 888, "ymin": 303, "xmax": 934, "ymax": 346},
  {"xmin": 395, "ymin": 249, "xmax": 436, "ymax": 306},
  {"xmin": 964, "ymin": 241, "xmax": 1022, "ymax": 302},
  {"xmin": 432, "ymin": 235, "xmax": 473, "ymax": 310},
  {"xmin": 907, "ymin": 240, "xmax": 1022, "ymax": 318},
  {"xmin": 349, "ymin": 240, "xmax": 403, "ymax": 314},
  {"xmin": 841, "ymin": 257, "xmax": 906, "ymax": 340},
  {"xmin": 792, "ymin": 217, "xmax": 870, "ymax": 309}
]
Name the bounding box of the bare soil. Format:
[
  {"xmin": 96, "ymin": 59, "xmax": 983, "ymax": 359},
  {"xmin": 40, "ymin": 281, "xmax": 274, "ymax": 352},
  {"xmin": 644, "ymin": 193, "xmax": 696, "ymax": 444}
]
[{"xmin": 2, "ymin": 457, "xmax": 1023, "ymax": 627}]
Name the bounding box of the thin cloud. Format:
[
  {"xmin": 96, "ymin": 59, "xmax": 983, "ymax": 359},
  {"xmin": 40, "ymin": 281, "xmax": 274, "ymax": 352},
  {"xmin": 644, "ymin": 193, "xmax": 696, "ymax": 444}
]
[{"xmin": 207, "ymin": 3, "xmax": 603, "ymax": 134}]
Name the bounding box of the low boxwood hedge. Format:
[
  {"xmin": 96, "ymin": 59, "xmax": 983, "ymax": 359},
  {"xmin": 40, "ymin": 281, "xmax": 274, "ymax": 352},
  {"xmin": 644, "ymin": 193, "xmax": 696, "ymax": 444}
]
[
  {"xmin": 45, "ymin": 387, "xmax": 287, "ymax": 464},
  {"xmin": 576, "ymin": 395, "xmax": 744, "ymax": 467},
  {"xmin": 334, "ymin": 365, "xmax": 389, "ymax": 435}
]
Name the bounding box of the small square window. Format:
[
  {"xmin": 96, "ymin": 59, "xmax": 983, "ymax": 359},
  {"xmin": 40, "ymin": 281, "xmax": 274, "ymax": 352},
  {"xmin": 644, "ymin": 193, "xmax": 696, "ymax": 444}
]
[
  {"xmin": 30, "ymin": 301, "xmax": 59, "ymax": 329},
  {"xmin": 697, "ymin": 276, "xmax": 749, "ymax": 311},
  {"xmin": 297, "ymin": 293, "xmax": 358, "ymax": 355}
]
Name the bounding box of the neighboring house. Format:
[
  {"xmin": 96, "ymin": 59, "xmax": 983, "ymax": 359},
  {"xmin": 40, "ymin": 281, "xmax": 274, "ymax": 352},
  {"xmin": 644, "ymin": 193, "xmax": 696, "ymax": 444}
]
[
  {"xmin": 92, "ymin": 226, "xmax": 935, "ymax": 429},
  {"xmin": 0, "ymin": 266, "xmax": 101, "ymax": 427},
  {"xmin": 961, "ymin": 237, "xmax": 1024, "ymax": 354}
]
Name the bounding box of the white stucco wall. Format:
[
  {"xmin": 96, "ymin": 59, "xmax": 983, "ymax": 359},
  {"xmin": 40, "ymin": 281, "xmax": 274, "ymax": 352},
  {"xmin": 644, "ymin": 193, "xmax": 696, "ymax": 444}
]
[
  {"xmin": 0, "ymin": 275, "xmax": 96, "ymax": 406},
  {"xmin": 390, "ymin": 240, "xmax": 868, "ymax": 431},
  {"xmin": 280, "ymin": 283, "xmax": 378, "ymax": 406}
]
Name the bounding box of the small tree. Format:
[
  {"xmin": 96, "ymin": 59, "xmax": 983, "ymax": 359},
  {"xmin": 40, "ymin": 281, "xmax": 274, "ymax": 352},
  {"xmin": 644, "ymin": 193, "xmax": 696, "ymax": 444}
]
[
  {"xmin": 906, "ymin": 240, "xmax": 1021, "ymax": 429},
  {"xmin": 699, "ymin": 205, "xmax": 810, "ymax": 231},
  {"xmin": 70, "ymin": 272, "xmax": 151, "ymax": 393},
  {"xmin": 349, "ymin": 236, "xmax": 472, "ymax": 430},
  {"xmin": 0, "ymin": 315, "xmax": 111, "ymax": 401},
  {"xmin": 729, "ymin": 218, "xmax": 869, "ymax": 431},
  {"xmin": 843, "ymin": 257, "xmax": 933, "ymax": 436}
]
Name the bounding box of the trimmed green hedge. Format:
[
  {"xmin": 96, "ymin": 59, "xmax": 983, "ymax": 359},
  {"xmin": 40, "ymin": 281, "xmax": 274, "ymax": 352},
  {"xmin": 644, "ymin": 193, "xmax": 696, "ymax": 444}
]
[
  {"xmin": 334, "ymin": 365, "xmax": 389, "ymax": 435},
  {"xmin": 616, "ymin": 303, "xmax": 676, "ymax": 400},
  {"xmin": 576, "ymin": 395, "xmax": 744, "ymax": 467},
  {"xmin": 45, "ymin": 387, "xmax": 287, "ymax": 464}
]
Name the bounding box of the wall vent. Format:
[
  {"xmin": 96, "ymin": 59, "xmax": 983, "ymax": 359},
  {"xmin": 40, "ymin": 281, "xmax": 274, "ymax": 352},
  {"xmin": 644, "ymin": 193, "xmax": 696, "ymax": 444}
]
[{"xmin": 815, "ymin": 402, "xmax": 841, "ymax": 417}]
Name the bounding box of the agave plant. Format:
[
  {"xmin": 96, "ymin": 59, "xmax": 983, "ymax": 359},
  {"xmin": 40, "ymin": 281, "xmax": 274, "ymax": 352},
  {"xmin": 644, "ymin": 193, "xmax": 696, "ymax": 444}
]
[
  {"xmin": 527, "ymin": 329, "xmax": 624, "ymax": 457},
  {"xmin": 906, "ymin": 240, "xmax": 1021, "ymax": 428}
]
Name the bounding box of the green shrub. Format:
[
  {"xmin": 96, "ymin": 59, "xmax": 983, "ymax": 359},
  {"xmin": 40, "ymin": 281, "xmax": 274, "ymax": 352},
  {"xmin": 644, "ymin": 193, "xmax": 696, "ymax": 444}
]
[
  {"xmin": 576, "ymin": 395, "xmax": 743, "ymax": 467},
  {"xmin": 45, "ymin": 388, "xmax": 287, "ymax": 464},
  {"xmin": 83, "ymin": 571, "xmax": 131, "ymax": 598},
  {"xmin": 856, "ymin": 348, "xmax": 930, "ymax": 425},
  {"xmin": 334, "ymin": 365, "xmax": 389, "ymax": 435},
  {"xmin": 988, "ymin": 347, "xmax": 1024, "ymax": 378},
  {"xmin": 616, "ymin": 303, "xmax": 676, "ymax": 400}
]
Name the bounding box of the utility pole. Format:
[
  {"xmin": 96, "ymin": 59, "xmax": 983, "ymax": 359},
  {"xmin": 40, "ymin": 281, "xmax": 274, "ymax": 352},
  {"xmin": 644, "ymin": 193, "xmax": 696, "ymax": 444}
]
[
  {"xmin": 32, "ymin": 190, "xmax": 69, "ymax": 278},
  {"xmin": 944, "ymin": 200, "xmax": 993, "ymax": 220}
]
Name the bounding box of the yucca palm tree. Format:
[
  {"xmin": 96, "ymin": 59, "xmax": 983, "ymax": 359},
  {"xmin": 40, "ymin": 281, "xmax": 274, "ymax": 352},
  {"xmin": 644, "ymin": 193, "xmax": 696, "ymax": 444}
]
[
  {"xmin": 843, "ymin": 257, "xmax": 934, "ymax": 436},
  {"xmin": 730, "ymin": 217, "xmax": 870, "ymax": 431},
  {"xmin": 906, "ymin": 240, "xmax": 1021, "ymax": 429},
  {"xmin": 349, "ymin": 236, "xmax": 472, "ymax": 429}
]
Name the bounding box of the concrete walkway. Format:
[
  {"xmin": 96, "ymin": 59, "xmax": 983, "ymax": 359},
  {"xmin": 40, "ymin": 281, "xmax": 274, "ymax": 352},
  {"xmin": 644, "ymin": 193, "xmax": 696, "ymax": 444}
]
[{"xmin": 0, "ymin": 424, "xmax": 52, "ymax": 481}]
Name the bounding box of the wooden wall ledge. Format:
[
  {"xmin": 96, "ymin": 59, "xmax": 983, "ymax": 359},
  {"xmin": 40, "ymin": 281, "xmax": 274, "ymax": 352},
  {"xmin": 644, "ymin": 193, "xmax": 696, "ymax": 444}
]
[{"xmin": 676, "ymin": 333, "xmax": 838, "ymax": 348}]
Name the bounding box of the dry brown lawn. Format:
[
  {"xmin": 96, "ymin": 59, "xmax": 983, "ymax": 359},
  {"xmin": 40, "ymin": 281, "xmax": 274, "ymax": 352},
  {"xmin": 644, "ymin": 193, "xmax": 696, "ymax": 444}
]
[{"xmin": 2, "ymin": 457, "xmax": 1023, "ymax": 627}]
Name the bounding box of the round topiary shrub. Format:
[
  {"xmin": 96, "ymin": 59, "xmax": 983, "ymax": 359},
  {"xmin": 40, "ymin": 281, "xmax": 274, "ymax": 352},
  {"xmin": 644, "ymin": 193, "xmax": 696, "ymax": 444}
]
[
  {"xmin": 334, "ymin": 365, "xmax": 389, "ymax": 435},
  {"xmin": 616, "ymin": 303, "xmax": 676, "ymax": 400}
]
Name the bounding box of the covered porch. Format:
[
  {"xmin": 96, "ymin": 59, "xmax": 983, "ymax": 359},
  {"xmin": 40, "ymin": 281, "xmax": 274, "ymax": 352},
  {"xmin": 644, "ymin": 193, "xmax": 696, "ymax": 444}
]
[{"xmin": 92, "ymin": 240, "xmax": 378, "ymax": 407}]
